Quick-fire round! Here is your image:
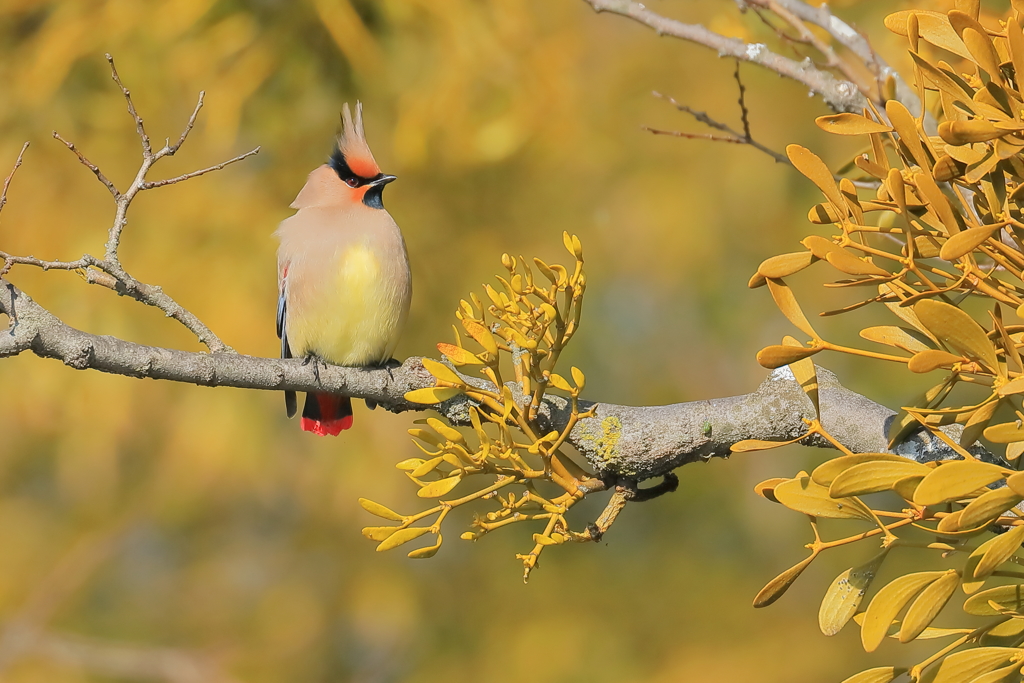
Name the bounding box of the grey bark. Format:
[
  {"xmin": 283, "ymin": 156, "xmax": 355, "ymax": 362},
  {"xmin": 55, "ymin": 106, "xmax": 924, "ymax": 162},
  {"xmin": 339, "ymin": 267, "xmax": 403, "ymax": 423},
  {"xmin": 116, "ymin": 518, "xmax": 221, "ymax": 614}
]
[{"xmin": 1, "ymin": 278, "xmax": 985, "ymax": 482}]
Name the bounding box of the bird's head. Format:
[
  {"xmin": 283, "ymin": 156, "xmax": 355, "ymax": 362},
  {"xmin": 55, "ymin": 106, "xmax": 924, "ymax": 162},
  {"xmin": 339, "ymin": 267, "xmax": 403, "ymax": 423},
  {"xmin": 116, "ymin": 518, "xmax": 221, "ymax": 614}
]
[{"xmin": 328, "ymin": 102, "xmax": 396, "ymax": 209}]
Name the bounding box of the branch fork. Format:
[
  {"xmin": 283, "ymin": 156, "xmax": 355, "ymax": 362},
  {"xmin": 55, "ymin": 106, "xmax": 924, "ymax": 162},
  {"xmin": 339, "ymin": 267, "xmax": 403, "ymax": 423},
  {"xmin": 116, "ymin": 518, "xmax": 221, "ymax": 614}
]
[{"xmin": 0, "ymin": 54, "xmax": 260, "ymax": 354}]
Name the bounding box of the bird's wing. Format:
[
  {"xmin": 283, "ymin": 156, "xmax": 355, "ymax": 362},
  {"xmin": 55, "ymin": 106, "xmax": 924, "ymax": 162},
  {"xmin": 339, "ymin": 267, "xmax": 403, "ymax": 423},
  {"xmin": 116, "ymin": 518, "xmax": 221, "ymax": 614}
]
[
  {"xmin": 277, "ymin": 263, "xmax": 291, "ymax": 358},
  {"xmin": 278, "ymin": 263, "xmax": 297, "ymax": 418}
]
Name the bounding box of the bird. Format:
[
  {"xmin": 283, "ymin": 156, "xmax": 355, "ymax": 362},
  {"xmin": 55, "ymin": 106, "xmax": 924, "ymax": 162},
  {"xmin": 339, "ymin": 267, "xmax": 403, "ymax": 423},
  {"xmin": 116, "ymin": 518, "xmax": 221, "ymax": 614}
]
[{"xmin": 275, "ymin": 103, "xmax": 411, "ymax": 436}]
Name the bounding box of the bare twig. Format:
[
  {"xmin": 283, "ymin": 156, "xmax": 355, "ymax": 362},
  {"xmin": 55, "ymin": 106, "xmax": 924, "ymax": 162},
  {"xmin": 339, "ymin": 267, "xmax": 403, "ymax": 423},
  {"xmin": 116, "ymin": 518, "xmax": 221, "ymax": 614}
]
[
  {"xmin": 12, "ymin": 54, "xmax": 261, "ymax": 352},
  {"xmin": 105, "ymin": 53, "xmax": 151, "ymax": 155},
  {"xmin": 0, "ymin": 252, "xmax": 99, "ymax": 279},
  {"xmin": 734, "ymin": 62, "xmax": 751, "ymax": 141},
  {"xmin": 750, "ymin": 5, "xmax": 815, "ymax": 58},
  {"xmin": 643, "ymin": 127, "xmax": 754, "ymax": 144},
  {"xmin": 52, "ymin": 133, "xmax": 120, "ymax": 199},
  {"xmin": 0, "ymin": 142, "xmax": 29, "ymax": 216},
  {"xmin": 647, "ymin": 90, "xmax": 790, "ymax": 165},
  {"xmin": 168, "ymin": 91, "xmax": 205, "ymax": 155},
  {"xmin": 143, "ymin": 146, "xmax": 261, "ymax": 190}
]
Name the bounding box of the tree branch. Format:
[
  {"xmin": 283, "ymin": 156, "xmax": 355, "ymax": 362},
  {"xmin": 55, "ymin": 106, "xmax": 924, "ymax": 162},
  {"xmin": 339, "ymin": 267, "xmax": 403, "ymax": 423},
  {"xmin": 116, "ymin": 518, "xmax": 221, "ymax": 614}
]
[
  {"xmin": 0, "ymin": 278, "xmax": 985, "ymax": 482},
  {"xmin": 0, "ymin": 142, "xmax": 29, "ymax": 215},
  {"xmin": 645, "ymin": 87, "xmax": 790, "ymax": 165},
  {"xmin": 0, "ymin": 55, "xmax": 260, "ymax": 353},
  {"xmin": 582, "ymin": 0, "xmax": 866, "ymax": 112},
  {"xmin": 743, "ymin": 0, "xmax": 921, "ymax": 117}
]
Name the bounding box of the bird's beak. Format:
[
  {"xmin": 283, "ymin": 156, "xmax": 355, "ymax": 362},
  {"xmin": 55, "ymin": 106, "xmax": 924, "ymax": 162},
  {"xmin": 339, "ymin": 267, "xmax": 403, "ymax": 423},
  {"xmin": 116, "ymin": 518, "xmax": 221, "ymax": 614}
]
[{"xmin": 370, "ymin": 174, "xmax": 397, "ymax": 187}]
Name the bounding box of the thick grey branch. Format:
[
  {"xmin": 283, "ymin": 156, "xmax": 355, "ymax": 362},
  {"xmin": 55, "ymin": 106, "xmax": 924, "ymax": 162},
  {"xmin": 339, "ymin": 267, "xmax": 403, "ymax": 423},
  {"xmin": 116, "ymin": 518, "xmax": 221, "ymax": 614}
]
[
  {"xmin": 554, "ymin": 366, "xmax": 990, "ymax": 480},
  {"xmin": 0, "ymin": 278, "xmax": 432, "ymax": 411},
  {"xmin": 1, "ymin": 278, "xmax": 983, "ymax": 481},
  {"xmin": 751, "ymin": 0, "xmax": 921, "ymax": 117},
  {"xmin": 582, "ymin": 0, "xmax": 866, "ymax": 112}
]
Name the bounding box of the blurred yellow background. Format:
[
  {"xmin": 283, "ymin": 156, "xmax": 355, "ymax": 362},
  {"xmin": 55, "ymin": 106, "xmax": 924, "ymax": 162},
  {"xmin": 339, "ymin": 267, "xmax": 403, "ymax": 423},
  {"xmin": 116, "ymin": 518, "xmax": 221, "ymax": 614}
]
[{"xmin": 0, "ymin": 0, "xmax": 966, "ymax": 681}]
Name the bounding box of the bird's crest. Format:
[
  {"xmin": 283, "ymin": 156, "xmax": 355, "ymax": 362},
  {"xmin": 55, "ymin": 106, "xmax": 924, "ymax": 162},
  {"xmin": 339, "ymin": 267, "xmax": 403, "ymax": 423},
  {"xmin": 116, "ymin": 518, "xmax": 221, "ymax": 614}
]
[{"xmin": 334, "ymin": 102, "xmax": 380, "ymax": 179}]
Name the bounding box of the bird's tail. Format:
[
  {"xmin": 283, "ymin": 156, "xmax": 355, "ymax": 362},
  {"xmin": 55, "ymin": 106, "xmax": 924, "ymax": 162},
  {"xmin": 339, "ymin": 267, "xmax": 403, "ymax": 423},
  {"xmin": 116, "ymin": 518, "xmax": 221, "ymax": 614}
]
[{"xmin": 300, "ymin": 393, "xmax": 353, "ymax": 436}]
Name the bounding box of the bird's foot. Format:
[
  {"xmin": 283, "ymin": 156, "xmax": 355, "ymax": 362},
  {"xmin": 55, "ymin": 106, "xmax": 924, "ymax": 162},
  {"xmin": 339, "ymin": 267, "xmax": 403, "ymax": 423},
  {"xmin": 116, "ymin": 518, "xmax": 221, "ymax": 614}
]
[{"xmin": 303, "ymin": 355, "xmax": 323, "ymax": 386}]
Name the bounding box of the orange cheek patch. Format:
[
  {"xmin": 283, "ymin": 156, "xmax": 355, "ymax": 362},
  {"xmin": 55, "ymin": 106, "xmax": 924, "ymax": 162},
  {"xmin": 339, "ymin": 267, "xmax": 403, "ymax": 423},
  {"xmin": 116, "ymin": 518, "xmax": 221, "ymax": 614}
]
[{"xmin": 347, "ymin": 153, "xmax": 380, "ymax": 179}]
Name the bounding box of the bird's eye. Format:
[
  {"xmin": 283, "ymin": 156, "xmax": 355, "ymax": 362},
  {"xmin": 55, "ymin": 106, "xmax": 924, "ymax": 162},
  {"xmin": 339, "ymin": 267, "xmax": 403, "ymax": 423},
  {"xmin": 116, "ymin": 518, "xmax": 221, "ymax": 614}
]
[{"xmin": 345, "ymin": 177, "xmax": 360, "ymax": 188}]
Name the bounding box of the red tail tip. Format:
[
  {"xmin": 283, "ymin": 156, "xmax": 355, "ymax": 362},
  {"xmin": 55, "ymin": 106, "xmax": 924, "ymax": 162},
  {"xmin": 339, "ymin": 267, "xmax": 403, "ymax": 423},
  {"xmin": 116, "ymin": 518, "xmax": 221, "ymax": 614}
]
[{"xmin": 301, "ymin": 415, "xmax": 354, "ymax": 437}]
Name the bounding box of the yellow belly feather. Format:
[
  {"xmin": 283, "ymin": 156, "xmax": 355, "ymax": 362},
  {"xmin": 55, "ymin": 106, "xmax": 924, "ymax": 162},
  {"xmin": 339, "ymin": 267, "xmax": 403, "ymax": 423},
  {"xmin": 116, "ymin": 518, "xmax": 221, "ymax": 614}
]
[{"xmin": 289, "ymin": 244, "xmax": 402, "ymax": 366}]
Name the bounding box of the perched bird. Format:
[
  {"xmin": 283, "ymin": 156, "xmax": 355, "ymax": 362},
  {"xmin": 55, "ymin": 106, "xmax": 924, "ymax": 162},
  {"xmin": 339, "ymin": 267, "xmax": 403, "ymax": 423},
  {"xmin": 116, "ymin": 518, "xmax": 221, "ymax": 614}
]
[{"xmin": 275, "ymin": 103, "xmax": 411, "ymax": 436}]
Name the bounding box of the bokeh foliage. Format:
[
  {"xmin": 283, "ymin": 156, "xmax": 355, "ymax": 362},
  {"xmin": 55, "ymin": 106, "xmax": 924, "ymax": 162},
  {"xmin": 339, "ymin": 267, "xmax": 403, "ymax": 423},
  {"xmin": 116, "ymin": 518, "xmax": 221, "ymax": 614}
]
[{"xmin": 749, "ymin": 3, "xmax": 1024, "ymax": 681}]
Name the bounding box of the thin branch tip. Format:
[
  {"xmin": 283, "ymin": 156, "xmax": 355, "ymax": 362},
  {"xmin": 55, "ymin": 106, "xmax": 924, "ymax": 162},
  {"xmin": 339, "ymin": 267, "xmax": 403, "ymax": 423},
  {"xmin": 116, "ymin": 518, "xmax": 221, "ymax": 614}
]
[{"xmin": 1, "ymin": 142, "xmax": 30, "ymax": 214}]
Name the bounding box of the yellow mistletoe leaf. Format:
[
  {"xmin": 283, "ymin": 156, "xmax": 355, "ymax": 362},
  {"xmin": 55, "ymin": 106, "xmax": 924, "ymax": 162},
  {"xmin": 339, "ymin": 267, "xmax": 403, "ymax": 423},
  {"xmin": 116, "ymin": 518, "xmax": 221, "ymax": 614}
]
[
  {"xmin": 914, "ymin": 299, "xmax": 999, "ymax": 372},
  {"xmin": 375, "ymin": 527, "xmax": 432, "ymax": 552},
  {"xmin": 983, "ymin": 422, "xmax": 1024, "ymax": 444},
  {"xmin": 570, "ymin": 366, "xmax": 586, "ymax": 391},
  {"xmin": 886, "ymin": 10, "xmax": 971, "ymax": 59},
  {"xmin": 939, "ymin": 120, "xmax": 1006, "ymax": 145},
  {"xmin": 907, "ymin": 349, "xmax": 965, "ymax": 373},
  {"xmin": 731, "ymin": 437, "xmax": 803, "ymax": 453},
  {"xmin": 437, "ymin": 342, "xmax": 484, "ymax": 365},
  {"xmin": 997, "ymin": 377, "xmax": 1024, "ymax": 396},
  {"xmin": 812, "ymin": 453, "xmax": 916, "ymax": 486},
  {"xmin": 787, "ymin": 144, "xmax": 845, "ymax": 215},
  {"xmin": 913, "ymin": 460, "xmax": 1007, "ymax": 506},
  {"xmin": 757, "ymin": 251, "xmax": 816, "ymax": 278},
  {"xmin": 411, "ymin": 456, "xmax": 444, "ymax": 478},
  {"xmin": 461, "ymin": 319, "xmax": 499, "ymax": 356},
  {"xmin": 898, "ymin": 569, "xmax": 959, "ymax": 643},
  {"xmin": 773, "ymin": 476, "xmax": 874, "ymax": 521},
  {"xmin": 938, "ymin": 223, "xmax": 1003, "ymax": 260},
  {"xmin": 767, "ymin": 277, "xmax": 818, "ymax": 338},
  {"xmin": 753, "ymin": 553, "xmax": 816, "ymax": 608},
  {"xmin": 417, "ymin": 474, "xmax": 462, "ymax": 498},
  {"xmin": 548, "ymin": 374, "xmax": 573, "ymax": 391},
  {"xmin": 828, "ymin": 459, "xmax": 930, "ymax": 498},
  {"xmin": 395, "ymin": 458, "xmax": 425, "ymax": 471},
  {"xmin": 885, "ymin": 99, "xmax": 930, "ymax": 168},
  {"xmin": 959, "ymin": 487, "xmax": 1023, "ymax": 530},
  {"xmin": 407, "ymin": 534, "xmax": 442, "ymax": 559},
  {"xmin": 1007, "ymin": 472, "xmax": 1024, "ymax": 497},
  {"xmin": 426, "ymin": 417, "xmax": 466, "ymax": 445},
  {"xmin": 922, "ymin": 647, "xmax": 1019, "ymax": 683},
  {"xmin": 815, "ymin": 113, "xmax": 892, "ymax": 135},
  {"xmin": 859, "ymin": 326, "xmax": 933, "ymax": 354},
  {"xmin": 756, "ymin": 344, "xmax": 822, "ymax": 370},
  {"xmin": 861, "ymin": 571, "xmax": 947, "ymax": 652},
  {"xmin": 420, "ymin": 358, "xmax": 466, "ymax": 386},
  {"xmin": 404, "ymin": 387, "xmax": 464, "ymax": 405},
  {"xmin": 754, "ymin": 477, "xmax": 787, "ymax": 503},
  {"xmin": 362, "ymin": 526, "xmax": 399, "ymax": 542},
  {"xmin": 783, "ymin": 335, "xmax": 819, "ymax": 416},
  {"xmin": 358, "ymin": 498, "xmax": 404, "ymax": 522},
  {"xmin": 819, "ymin": 550, "xmax": 889, "ymax": 636},
  {"xmin": 963, "ymin": 585, "xmax": 1024, "ymax": 616},
  {"xmin": 972, "ymin": 524, "xmax": 1024, "ymax": 581},
  {"xmin": 838, "ymin": 667, "xmax": 907, "ymax": 683}
]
